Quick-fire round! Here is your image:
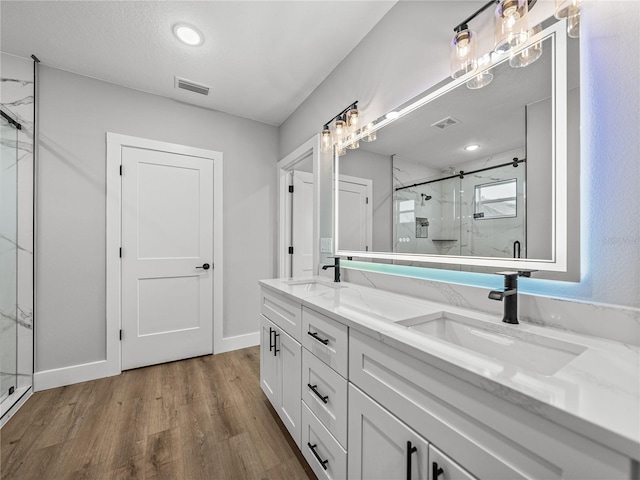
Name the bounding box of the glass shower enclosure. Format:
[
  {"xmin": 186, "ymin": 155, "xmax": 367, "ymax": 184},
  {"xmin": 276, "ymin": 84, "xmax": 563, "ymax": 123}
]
[{"xmin": 1, "ymin": 110, "xmax": 19, "ymax": 403}]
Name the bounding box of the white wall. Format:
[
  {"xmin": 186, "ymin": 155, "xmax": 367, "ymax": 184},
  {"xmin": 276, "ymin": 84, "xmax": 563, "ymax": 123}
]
[
  {"xmin": 280, "ymin": 1, "xmax": 640, "ymax": 309},
  {"xmin": 36, "ymin": 66, "xmax": 278, "ymax": 372}
]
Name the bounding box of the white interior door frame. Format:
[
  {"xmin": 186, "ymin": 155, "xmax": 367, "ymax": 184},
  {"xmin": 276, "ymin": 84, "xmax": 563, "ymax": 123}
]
[
  {"xmin": 106, "ymin": 133, "xmax": 224, "ymax": 376},
  {"xmin": 277, "ymin": 135, "xmax": 320, "ymax": 278}
]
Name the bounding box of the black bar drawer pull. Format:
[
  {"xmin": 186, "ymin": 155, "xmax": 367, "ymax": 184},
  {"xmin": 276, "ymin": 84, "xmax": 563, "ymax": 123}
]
[
  {"xmin": 307, "ymin": 330, "xmax": 329, "ymax": 345},
  {"xmin": 432, "ymin": 461, "xmax": 444, "ymax": 480},
  {"xmin": 406, "ymin": 441, "xmax": 418, "ymax": 480},
  {"xmin": 269, "ymin": 327, "xmax": 275, "ymax": 352},
  {"xmin": 307, "ymin": 383, "xmax": 329, "ymax": 404},
  {"xmin": 307, "ymin": 442, "xmax": 329, "ymax": 470},
  {"xmin": 273, "ymin": 331, "xmax": 280, "ymax": 356}
]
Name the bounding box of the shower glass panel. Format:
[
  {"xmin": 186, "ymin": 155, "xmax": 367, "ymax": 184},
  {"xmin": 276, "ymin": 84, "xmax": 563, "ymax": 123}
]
[
  {"xmin": 0, "ymin": 113, "xmax": 18, "ymax": 402},
  {"xmin": 394, "ymin": 163, "xmax": 526, "ymax": 261}
]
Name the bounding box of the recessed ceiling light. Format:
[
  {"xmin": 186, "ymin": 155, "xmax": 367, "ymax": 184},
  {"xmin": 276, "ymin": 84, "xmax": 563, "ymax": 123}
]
[
  {"xmin": 173, "ymin": 24, "xmax": 204, "ymax": 46},
  {"xmin": 386, "ymin": 111, "xmax": 400, "ymax": 120},
  {"xmin": 465, "ymin": 144, "xmax": 480, "ymax": 151}
]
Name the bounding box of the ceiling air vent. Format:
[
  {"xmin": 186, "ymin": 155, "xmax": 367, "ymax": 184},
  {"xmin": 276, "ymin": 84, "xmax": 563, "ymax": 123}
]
[
  {"xmin": 175, "ymin": 77, "xmax": 210, "ymax": 96},
  {"xmin": 431, "ymin": 116, "xmax": 460, "ymax": 130}
]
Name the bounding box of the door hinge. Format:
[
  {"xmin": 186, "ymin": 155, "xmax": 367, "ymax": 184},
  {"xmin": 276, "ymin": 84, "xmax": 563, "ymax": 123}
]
[
  {"xmin": 366, "ymin": 246, "xmax": 369, "ymax": 252},
  {"xmin": 288, "ymin": 246, "xmax": 294, "ymax": 255},
  {"xmin": 288, "ymin": 185, "xmax": 294, "ymax": 193},
  {"xmin": 119, "ymin": 329, "xmax": 122, "ymax": 341},
  {"xmin": 366, "ymin": 196, "xmax": 369, "ymax": 204},
  {"xmin": 119, "ymin": 247, "xmax": 122, "ymax": 258},
  {"xmin": 119, "ymin": 165, "xmax": 123, "ymax": 176}
]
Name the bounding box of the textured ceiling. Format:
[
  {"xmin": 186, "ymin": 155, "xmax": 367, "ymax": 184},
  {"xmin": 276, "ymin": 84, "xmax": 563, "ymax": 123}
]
[{"xmin": 1, "ymin": 1, "xmax": 396, "ymax": 125}]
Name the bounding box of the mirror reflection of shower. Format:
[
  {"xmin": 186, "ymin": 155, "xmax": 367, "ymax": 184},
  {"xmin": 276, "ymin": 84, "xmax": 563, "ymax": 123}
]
[{"xmin": 395, "ymin": 156, "xmax": 527, "ymax": 268}]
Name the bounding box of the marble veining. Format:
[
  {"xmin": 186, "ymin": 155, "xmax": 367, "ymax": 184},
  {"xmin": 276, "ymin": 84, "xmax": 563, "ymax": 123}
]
[
  {"xmin": 1, "ymin": 53, "xmax": 35, "ymax": 403},
  {"xmin": 260, "ymin": 276, "xmax": 640, "ymax": 461}
]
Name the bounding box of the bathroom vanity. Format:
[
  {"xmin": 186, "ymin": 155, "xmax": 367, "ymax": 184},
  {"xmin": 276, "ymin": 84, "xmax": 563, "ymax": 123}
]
[{"xmin": 259, "ymin": 278, "xmax": 639, "ymax": 480}]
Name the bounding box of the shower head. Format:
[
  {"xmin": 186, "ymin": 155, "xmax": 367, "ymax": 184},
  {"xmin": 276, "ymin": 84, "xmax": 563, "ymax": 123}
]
[{"xmin": 420, "ymin": 193, "xmax": 432, "ymax": 205}]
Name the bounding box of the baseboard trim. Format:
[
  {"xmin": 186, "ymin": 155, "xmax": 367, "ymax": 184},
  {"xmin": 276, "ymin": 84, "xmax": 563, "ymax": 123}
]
[
  {"xmin": 33, "ymin": 332, "xmax": 260, "ymax": 392},
  {"xmin": 216, "ymin": 331, "xmax": 260, "ymax": 354},
  {"xmin": 34, "ymin": 359, "xmax": 117, "ymax": 392}
]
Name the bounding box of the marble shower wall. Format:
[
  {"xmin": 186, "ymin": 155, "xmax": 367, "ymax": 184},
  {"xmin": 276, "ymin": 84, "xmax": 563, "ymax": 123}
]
[{"xmin": 0, "ymin": 53, "xmax": 34, "ymax": 400}]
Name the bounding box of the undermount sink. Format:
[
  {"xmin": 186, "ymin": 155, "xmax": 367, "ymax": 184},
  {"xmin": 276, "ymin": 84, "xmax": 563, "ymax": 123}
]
[
  {"xmin": 284, "ymin": 278, "xmax": 343, "ymax": 290},
  {"xmin": 398, "ymin": 311, "xmax": 587, "ymax": 376}
]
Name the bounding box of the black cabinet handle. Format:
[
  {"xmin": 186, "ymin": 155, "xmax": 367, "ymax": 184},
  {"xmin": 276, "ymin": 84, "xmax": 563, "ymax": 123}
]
[
  {"xmin": 432, "ymin": 461, "xmax": 444, "ymax": 480},
  {"xmin": 406, "ymin": 441, "xmax": 418, "ymax": 480},
  {"xmin": 307, "ymin": 330, "xmax": 329, "ymax": 345},
  {"xmin": 273, "ymin": 331, "xmax": 280, "ymax": 356},
  {"xmin": 307, "ymin": 383, "xmax": 329, "ymax": 404},
  {"xmin": 269, "ymin": 327, "xmax": 275, "ymax": 352},
  {"xmin": 307, "ymin": 442, "xmax": 329, "ymax": 470}
]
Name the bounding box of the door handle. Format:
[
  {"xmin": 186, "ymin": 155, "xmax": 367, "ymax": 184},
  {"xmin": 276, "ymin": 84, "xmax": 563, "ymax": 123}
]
[
  {"xmin": 406, "ymin": 441, "xmax": 418, "ymax": 480},
  {"xmin": 196, "ymin": 263, "xmax": 211, "ymax": 270}
]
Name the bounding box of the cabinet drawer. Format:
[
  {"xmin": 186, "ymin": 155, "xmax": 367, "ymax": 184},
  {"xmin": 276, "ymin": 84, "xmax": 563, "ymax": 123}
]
[
  {"xmin": 301, "ymin": 402, "xmax": 347, "ymax": 480},
  {"xmin": 261, "ymin": 288, "xmax": 302, "ymax": 342},
  {"xmin": 430, "ymin": 444, "xmax": 477, "ymax": 480},
  {"xmin": 350, "ymin": 330, "xmax": 631, "ymax": 480},
  {"xmin": 302, "ymin": 348, "xmax": 348, "ymax": 448},
  {"xmin": 302, "ymin": 307, "xmax": 348, "ymax": 378}
]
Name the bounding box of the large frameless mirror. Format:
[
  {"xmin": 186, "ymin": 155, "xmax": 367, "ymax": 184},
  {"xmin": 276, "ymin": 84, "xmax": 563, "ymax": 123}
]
[{"xmin": 334, "ymin": 19, "xmax": 579, "ymax": 274}]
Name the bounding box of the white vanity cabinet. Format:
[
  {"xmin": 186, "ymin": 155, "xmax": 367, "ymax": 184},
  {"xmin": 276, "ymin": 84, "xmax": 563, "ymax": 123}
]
[
  {"xmin": 259, "ymin": 289, "xmax": 302, "ymax": 448},
  {"xmin": 348, "ymin": 384, "xmax": 430, "ymax": 480},
  {"xmin": 349, "ymin": 329, "xmax": 632, "ymax": 480},
  {"xmin": 300, "ymin": 306, "xmax": 349, "ymax": 478},
  {"xmin": 259, "ymin": 282, "xmax": 636, "ymax": 480}
]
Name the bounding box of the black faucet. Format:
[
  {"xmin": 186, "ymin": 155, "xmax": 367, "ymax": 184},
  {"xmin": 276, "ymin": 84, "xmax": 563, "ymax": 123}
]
[
  {"xmin": 321, "ymin": 256, "xmax": 341, "ymax": 283},
  {"xmin": 488, "ymin": 272, "xmax": 520, "ymax": 324}
]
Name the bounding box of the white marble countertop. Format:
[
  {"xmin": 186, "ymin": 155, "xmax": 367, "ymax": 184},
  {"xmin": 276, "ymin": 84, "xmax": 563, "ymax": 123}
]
[{"xmin": 259, "ymin": 277, "xmax": 640, "ymax": 462}]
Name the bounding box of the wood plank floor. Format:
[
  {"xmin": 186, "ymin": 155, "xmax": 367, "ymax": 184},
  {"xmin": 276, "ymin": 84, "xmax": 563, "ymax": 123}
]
[{"xmin": 1, "ymin": 347, "xmax": 315, "ymax": 480}]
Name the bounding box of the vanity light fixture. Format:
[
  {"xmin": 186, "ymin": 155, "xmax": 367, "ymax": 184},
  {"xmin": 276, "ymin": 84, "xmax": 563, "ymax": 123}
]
[
  {"xmin": 509, "ymin": 24, "xmax": 543, "ymax": 68},
  {"xmin": 466, "ymin": 53, "xmax": 494, "ymax": 89},
  {"xmin": 451, "ymin": 24, "xmax": 477, "ymax": 79},
  {"xmin": 320, "ymin": 101, "xmax": 361, "ymax": 153},
  {"xmin": 554, "ymin": 0, "xmax": 580, "ymax": 38},
  {"xmin": 450, "ymin": 0, "xmax": 539, "ymax": 80},
  {"xmin": 494, "ymin": 0, "xmax": 530, "ymax": 54},
  {"xmin": 361, "ymin": 122, "xmax": 377, "ymax": 143},
  {"xmin": 173, "ymin": 23, "xmax": 204, "ymax": 46}
]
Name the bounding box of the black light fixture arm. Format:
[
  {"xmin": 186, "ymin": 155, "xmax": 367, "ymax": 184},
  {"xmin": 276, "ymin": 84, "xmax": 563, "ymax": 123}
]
[
  {"xmin": 454, "ymin": 0, "xmax": 498, "ymax": 32},
  {"xmin": 323, "ymin": 101, "xmax": 359, "ymax": 129},
  {"xmin": 453, "ymin": 0, "xmax": 537, "ymax": 33}
]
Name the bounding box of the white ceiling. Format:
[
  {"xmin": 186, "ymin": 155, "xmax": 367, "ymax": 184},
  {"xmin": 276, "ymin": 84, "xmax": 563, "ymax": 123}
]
[{"xmin": 1, "ymin": 1, "xmax": 396, "ymax": 125}]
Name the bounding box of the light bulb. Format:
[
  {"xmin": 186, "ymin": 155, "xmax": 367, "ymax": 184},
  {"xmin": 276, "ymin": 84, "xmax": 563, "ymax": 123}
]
[
  {"xmin": 362, "ymin": 123, "xmax": 377, "ymax": 143},
  {"xmin": 348, "ymin": 107, "xmax": 359, "ymax": 130},
  {"xmin": 509, "ymin": 24, "xmax": 543, "ymax": 68},
  {"xmin": 451, "ymin": 27, "xmax": 477, "ymax": 79},
  {"xmin": 334, "ymin": 117, "xmax": 346, "ymax": 144},
  {"xmin": 494, "ymin": 0, "xmax": 529, "ymax": 54},
  {"xmin": 320, "ymin": 126, "xmax": 332, "ymax": 153},
  {"xmin": 555, "ymin": 0, "xmax": 580, "ymax": 19},
  {"xmin": 467, "ymin": 53, "xmax": 493, "ymax": 89}
]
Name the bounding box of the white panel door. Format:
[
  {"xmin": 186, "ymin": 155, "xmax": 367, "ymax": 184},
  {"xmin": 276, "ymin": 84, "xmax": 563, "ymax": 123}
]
[
  {"xmin": 338, "ymin": 177, "xmax": 371, "ymax": 252},
  {"xmin": 292, "ymin": 170, "xmax": 314, "ymax": 277},
  {"xmin": 121, "ymin": 146, "xmax": 213, "ymax": 370}
]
